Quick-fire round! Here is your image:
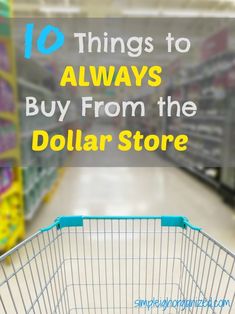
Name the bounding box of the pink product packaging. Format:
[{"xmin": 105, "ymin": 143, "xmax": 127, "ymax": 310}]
[
  {"xmin": 0, "ymin": 43, "xmax": 10, "ymax": 72},
  {"xmin": 0, "ymin": 79, "xmax": 14, "ymax": 112},
  {"xmin": 0, "ymin": 167, "xmax": 13, "ymax": 195}
]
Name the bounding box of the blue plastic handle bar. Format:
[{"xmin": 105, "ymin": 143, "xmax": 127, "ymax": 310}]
[{"xmin": 40, "ymin": 215, "xmax": 201, "ymax": 232}]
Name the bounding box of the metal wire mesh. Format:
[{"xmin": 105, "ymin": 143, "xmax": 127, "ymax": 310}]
[{"xmin": 0, "ymin": 218, "xmax": 234, "ymax": 313}]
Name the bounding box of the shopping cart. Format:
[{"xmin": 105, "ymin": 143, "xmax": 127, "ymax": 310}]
[{"xmin": 0, "ymin": 216, "xmax": 234, "ymax": 314}]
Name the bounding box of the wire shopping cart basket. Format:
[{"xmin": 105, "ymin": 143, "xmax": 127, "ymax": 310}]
[{"xmin": 0, "ymin": 215, "xmax": 234, "ymax": 314}]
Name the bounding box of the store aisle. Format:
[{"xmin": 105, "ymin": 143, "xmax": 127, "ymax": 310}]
[{"xmin": 27, "ymin": 166, "xmax": 235, "ymax": 252}]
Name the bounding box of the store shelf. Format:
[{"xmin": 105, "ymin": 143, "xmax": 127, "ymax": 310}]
[
  {"xmin": 168, "ymin": 154, "xmax": 220, "ymax": 189},
  {"xmin": 24, "ymin": 189, "xmax": 47, "ymax": 221},
  {"xmin": 21, "ymin": 119, "xmax": 79, "ymax": 138},
  {"xmin": 17, "ymin": 48, "xmax": 55, "ymax": 84},
  {"xmin": 0, "ymin": 0, "xmax": 25, "ymax": 255},
  {"xmin": 175, "ymin": 54, "xmax": 235, "ymax": 87},
  {"xmin": 18, "ymin": 77, "xmax": 53, "ymax": 95},
  {"xmin": 0, "ymin": 148, "xmax": 19, "ymax": 161},
  {"xmin": 169, "ymin": 127, "xmax": 222, "ymax": 144},
  {"xmin": 183, "ymin": 115, "xmax": 225, "ymax": 122},
  {"xmin": 186, "ymin": 132, "xmax": 222, "ymax": 143},
  {"xmin": 0, "ymin": 183, "xmax": 20, "ymax": 201},
  {"xmin": 187, "ymin": 149, "xmax": 219, "ymax": 165},
  {"xmin": 23, "ymin": 169, "xmax": 55, "ymax": 195},
  {"xmin": 0, "ymin": 69, "xmax": 13, "ymax": 85},
  {"xmin": 186, "ymin": 166, "xmax": 220, "ymax": 188},
  {"xmin": 25, "ymin": 175, "xmax": 57, "ymax": 221},
  {"xmin": 18, "ymin": 67, "xmax": 67, "ymax": 223},
  {"xmin": 163, "ymin": 32, "xmax": 234, "ymax": 198},
  {"xmin": 0, "ymin": 111, "xmax": 17, "ymax": 123}
]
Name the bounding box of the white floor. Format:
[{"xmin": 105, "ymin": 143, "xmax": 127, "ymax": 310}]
[{"xmin": 27, "ymin": 167, "xmax": 235, "ymax": 253}]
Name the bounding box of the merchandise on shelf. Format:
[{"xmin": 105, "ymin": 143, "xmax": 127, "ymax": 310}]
[
  {"xmin": 0, "ymin": 193, "xmax": 23, "ymax": 251},
  {"xmin": 16, "ymin": 53, "xmax": 74, "ymax": 220},
  {"xmin": 163, "ymin": 28, "xmax": 235, "ymax": 199},
  {"xmin": 23, "ymin": 167, "xmax": 57, "ymax": 220},
  {"xmin": 0, "ymin": 1, "xmax": 25, "ymax": 253}
]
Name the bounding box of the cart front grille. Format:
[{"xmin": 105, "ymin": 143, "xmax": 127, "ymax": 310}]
[{"xmin": 0, "ymin": 218, "xmax": 234, "ymax": 313}]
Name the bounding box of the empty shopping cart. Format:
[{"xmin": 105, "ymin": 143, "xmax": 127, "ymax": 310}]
[{"xmin": 0, "ymin": 216, "xmax": 234, "ymax": 313}]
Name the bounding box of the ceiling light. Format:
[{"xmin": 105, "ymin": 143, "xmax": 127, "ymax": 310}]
[
  {"xmin": 40, "ymin": 6, "xmax": 81, "ymax": 14},
  {"xmin": 122, "ymin": 8, "xmax": 235, "ymax": 18},
  {"xmin": 122, "ymin": 9, "xmax": 163, "ymax": 17}
]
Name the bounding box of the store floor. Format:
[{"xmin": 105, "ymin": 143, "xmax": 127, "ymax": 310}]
[{"xmin": 27, "ymin": 166, "xmax": 235, "ymax": 253}]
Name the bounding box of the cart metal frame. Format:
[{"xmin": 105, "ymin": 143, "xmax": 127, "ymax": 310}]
[{"xmin": 0, "ymin": 216, "xmax": 234, "ymax": 313}]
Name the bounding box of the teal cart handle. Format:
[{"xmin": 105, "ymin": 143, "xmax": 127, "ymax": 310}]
[{"xmin": 41, "ymin": 215, "xmax": 201, "ymax": 232}]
